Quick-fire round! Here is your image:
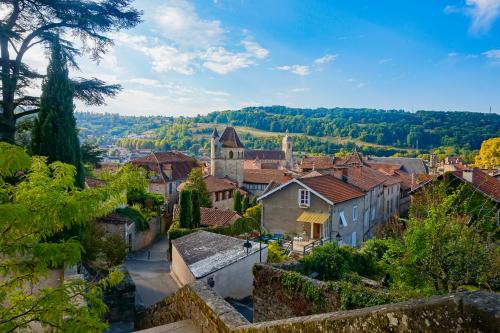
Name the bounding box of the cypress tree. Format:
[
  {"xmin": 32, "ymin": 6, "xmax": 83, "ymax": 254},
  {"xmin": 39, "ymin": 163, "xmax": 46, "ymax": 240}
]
[
  {"xmin": 241, "ymin": 194, "xmax": 249, "ymax": 213},
  {"xmin": 31, "ymin": 37, "xmax": 84, "ymax": 187},
  {"xmin": 191, "ymin": 190, "xmax": 201, "ymax": 228},
  {"xmin": 179, "ymin": 189, "xmax": 192, "ymax": 229},
  {"xmin": 233, "ymin": 190, "xmax": 242, "ymax": 214}
]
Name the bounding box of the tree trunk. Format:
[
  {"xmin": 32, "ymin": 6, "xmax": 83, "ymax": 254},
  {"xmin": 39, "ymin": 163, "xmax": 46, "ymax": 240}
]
[
  {"xmin": 0, "ymin": 110, "xmax": 16, "ymax": 143},
  {"xmin": 1, "ymin": 35, "xmax": 16, "ymax": 143}
]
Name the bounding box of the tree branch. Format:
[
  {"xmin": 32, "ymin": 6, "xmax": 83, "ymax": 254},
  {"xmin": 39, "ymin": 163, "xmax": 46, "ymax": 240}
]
[{"xmin": 14, "ymin": 108, "xmax": 39, "ymax": 120}]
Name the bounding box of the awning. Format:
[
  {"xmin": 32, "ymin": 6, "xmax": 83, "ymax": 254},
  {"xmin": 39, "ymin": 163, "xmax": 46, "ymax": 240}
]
[{"xmin": 297, "ymin": 211, "xmax": 330, "ymax": 224}]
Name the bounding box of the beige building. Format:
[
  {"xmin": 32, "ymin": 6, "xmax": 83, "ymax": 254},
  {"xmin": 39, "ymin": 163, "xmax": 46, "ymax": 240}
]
[
  {"xmin": 210, "ymin": 127, "xmax": 246, "ymax": 186},
  {"xmin": 258, "ymin": 175, "xmax": 366, "ymax": 247},
  {"xmin": 171, "ymin": 231, "xmax": 267, "ymax": 300}
]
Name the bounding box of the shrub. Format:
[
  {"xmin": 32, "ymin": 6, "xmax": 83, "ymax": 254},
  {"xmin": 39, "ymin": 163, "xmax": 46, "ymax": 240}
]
[
  {"xmin": 116, "ymin": 206, "xmax": 149, "ymax": 231},
  {"xmin": 244, "ymin": 204, "xmax": 261, "ymax": 223},
  {"xmin": 267, "ymin": 242, "xmax": 287, "ymax": 263},
  {"xmin": 327, "ymin": 280, "xmax": 401, "ymax": 310},
  {"xmin": 178, "ymin": 189, "xmax": 192, "ymax": 228}
]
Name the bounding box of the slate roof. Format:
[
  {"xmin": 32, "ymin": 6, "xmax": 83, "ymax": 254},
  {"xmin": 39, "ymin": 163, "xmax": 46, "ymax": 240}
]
[
  {"xmin": 245, "ymin": 149, "xmax": 285, "ymax": 161},
  {"xmin": 366, "ymin": 157, "xmax": 429, "ymax": 175},
  {"xmin": 219, "ymin": 126, "xmax": 244, "ymax": 148},
  {"xmin": 172, "ymin": 231, "xmax": 263, "ymax": 278},
  {"xmin": 243, "ymin": 169, "xmax": 292, "ymax": 184},
  {"xmin": 451, "ymin": 168, "xmax": 500, "ymax": 203},
  {"xmin": 299, "ymin": 175, "xmax": 365, "ymax": 204},
  {"xmin": 96, "ymin": 212, "xmax": 134, "ymax": 226}
]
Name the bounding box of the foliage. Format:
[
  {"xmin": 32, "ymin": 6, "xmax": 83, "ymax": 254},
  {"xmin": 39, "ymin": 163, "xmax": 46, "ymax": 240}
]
[
  {"xmin": 233, "ymin": 190, "xmax": 242, "ymax": 214},
  {"xmin": 0, "ymin": 143, "xmax": 143, "ymax": 332},
  {"xmin": 251, "ymin": 196, "xmax": 258, "ymax": 207},
  {"xmin": 327, "ymin": 279, "xmax": 401, "ymax": 311},
  {"xmin": 241, "ymin": 194, "xmax": 250, "ymax": 212},
  {"xmin": 82, "ymin": 222, "xmax": 128, "ymax": 272},
  {"xmin": 196, "ymin": 106, "xmax": 499, "ymax": 151},
  {"xmin": 267, "ymin": 242, "xmax": 287, "ymax": 263},
  {"xmin": 178, "ymin": 189, "xmax": 192, "ymax": 229},
  {"xmin": 31, "ymin": 37, "xmax": 85, "ymax": 187},
  {"xmin": 81, "ymin": 140, "xmax": 105, "ymax": 168},
  {"xmin": 208, "ymin": 217, "xmax": 260, "ymax": 237},
  {"xmin": 191, "ymin": 190, "xmax": 201, "ymax": 228},
  {"xmin": 184, "ymin": 168, "xmax": 211, "ymax": 207},
  {"xmin": 116, "ymin": 206, "xmax": 149, "ymax": 232},
  {"xmin": 0, "ymin": 0, "xmax": 140, "ymax": 142},
  {"xmin": 244, "ymin": 204, "xmax": 262, "ymax": 223},
  {"xmin": 475, "ymin": 137, "xmax": 499, "ymax": 169}
]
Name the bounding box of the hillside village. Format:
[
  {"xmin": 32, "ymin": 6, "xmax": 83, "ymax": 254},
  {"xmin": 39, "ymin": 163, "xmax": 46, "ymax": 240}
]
[
  {"xmin": 1, "ymin": 1, "xmax": 500, "ymax": 332},
  {"xmin": 79, "ymin": 126, "xmax": 499, "ymax": 332}
]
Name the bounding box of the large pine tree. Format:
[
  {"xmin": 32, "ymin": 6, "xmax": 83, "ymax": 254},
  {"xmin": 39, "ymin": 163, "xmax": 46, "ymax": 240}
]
[{"xmin": 31, "ymin": 37, "xmax": 84, "ymax": 187}]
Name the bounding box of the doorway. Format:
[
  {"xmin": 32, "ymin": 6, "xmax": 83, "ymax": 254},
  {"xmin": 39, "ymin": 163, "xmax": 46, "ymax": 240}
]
[{"xmin": 313, "ymin": 223, "xmax": 321, "ymax": 239}]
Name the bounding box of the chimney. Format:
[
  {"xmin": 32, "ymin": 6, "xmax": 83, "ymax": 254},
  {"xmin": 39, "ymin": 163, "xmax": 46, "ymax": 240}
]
[
  {"xmin": 462, "ymin": 169, "xmax": 474, "ymax": 183},
  {"xmin": 163, "ymin": 164, "xmax": 173, "ymax": 179}
]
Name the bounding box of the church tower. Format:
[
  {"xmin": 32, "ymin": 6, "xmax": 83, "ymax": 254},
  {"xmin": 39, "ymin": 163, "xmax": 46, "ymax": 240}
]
[
  {"xmin": 282, "ymin": 130, "xmax": 293, "ymax": 169},
  {"xmin": 210, "ymin": 126, "xmax": 245, "ymax": 186}
]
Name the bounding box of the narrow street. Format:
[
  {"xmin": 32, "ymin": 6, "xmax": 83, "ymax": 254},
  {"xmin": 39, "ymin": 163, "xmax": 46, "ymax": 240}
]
[{"xmin": 125, "ymin": 236, "xmax": 180, "ymax": 308}]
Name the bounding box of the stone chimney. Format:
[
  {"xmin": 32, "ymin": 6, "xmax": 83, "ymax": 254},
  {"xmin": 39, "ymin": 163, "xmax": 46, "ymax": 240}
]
[{"xmin": 462, "ymin": 169, "xmax": 474, "ymax": 183}]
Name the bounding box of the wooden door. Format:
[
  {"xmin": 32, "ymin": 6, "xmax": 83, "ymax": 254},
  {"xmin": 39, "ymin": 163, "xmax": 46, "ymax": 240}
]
[{"xmin": 313, "ymin": 223, "xmax": 321, "ymax": 239}]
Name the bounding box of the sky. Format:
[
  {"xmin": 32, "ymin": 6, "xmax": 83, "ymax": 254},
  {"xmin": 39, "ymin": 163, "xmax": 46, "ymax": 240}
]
[{"xmin": 7, "ymin": 0, "xmax": 500, "ymax": 116}]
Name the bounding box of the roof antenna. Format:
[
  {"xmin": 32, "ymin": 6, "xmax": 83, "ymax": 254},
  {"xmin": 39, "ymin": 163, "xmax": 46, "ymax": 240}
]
[{"xmin": 489, "ymin": 105, "xmax": 492, "ymax": 114}]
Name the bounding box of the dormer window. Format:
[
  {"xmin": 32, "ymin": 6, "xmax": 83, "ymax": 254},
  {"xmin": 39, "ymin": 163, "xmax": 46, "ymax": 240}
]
[{"xmin": 298, "ymin": 189, "xmax": 310, "ymax": 207}]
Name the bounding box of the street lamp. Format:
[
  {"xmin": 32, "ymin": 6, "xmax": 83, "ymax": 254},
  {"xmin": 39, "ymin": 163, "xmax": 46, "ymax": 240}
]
[{"xmin": 243, "ymin": 234, "xmax": 253, "ymax": 255}]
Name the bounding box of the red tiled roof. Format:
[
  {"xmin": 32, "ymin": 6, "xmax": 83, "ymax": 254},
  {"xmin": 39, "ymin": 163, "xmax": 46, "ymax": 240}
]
[
  {"xmin": 300, "ymin": 175, "xmax": 365, "ymax": 204},
  {"xmin": 173, "ymin": 206, "xmax": 241, "ymax": 227},
  {"xmin": 452, "ymin": 168, "xmax": 500, "ymax": 202},
  {"xmin": 219, "ymin": 126, "xmax": 244, "ymax": 148},
  {"xmin": 203, "ymin": 175, "xmax": 238, "ymax": 193},
  {"xmin": 243, "ymin": 169, "xmax": 292, "ymax": 184},
  {"xmin": 299, "ymin": 156, "xmax": 335, "ymax": 170},
  {"xmin": 131, "ymin": 151, "xmax": 198, "ymax": 182}
]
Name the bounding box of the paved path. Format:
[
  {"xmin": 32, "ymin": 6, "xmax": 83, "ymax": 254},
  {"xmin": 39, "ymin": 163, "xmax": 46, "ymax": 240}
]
[{"xmin": 124, "ymin": 237, "xmax": 180, "ymax": 308}]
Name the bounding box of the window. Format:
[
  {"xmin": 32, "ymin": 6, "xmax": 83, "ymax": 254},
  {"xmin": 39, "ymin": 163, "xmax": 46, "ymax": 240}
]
[
  {"xmin": 351, "ymin": 232, "xmax": 357, "ymax": 247},
  {"xmin": 352, "ymin": 206, "xmax": 358, "ymax": 222},
  {"xmin": 339, "ymin": 211, "xmax": 348, "ymax": 227},
  {"xmin": 298, "ymin": 189, "xmax": 310, "ymax": 207},
  {"xmin": 168, "ymin": 182, "xmax": 173, "ymax": 195},
  {"xmin": 229, "ymin": 151, "xmax": 234, "ymax": 159}
]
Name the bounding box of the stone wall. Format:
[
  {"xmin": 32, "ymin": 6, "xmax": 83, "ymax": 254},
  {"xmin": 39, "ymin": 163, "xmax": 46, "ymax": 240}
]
[
  {"xmin": 135, "ymin": 276, "xmax": 500, "ymax": 333},
  {"xmin": 133, "ymin": 217, "xmax": 161, "ymax": 251},
  {"xmin": 234, "ymin": 291, "xmax": 500, "ymax": 333},
  {"xmin": 134, "ymin": 280, "xmax": 250, "ymax": 332},
  {"xmin": 253, "ymin": 264, "xmax": 340, "ymax": 322}
]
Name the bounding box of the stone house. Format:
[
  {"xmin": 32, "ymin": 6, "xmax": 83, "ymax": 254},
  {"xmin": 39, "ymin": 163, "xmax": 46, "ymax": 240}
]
[
  {"xmin": 131, "ymin": 151, "xmax": 198, "ymax": 202},
  {"xmin": 178, "ymin": 175, "xmax": 245, "ymax": 210},
  {"xmin": 258, "ymin": 175, "xmax": 366, "ymax": 247},
  {"xmin": 171, "ymin": 231, "xmax": 267, "ymax": 300}
]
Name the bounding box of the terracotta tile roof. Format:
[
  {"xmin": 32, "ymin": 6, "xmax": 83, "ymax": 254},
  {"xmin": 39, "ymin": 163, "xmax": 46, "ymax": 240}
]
[
  {"xmin": 243, "ymin": 169, "xmax": 292, "ymax": 184},
  {"xmin": 300, "ymin": 175, "xmax": 365, "ymax": 204},
  {"xmin": 203, "ymin": 175, "xmax": 238, "ymax": 193},
  {"xmin": 173, "ymin": 206, "xmax": 241, "ymax": 227},
  {"xmin": 245, "ymin": 150, "xmax": 285, "ymax": 160},
  {"xmin": 335, "ymin": 151, "xmax": 364, "ymax": 166},
  {"xmin": 452, "ymin": 168, "xmax": 500, "ymax": 203},
  {"xmin": 131, "ymin": 151, "xmax": 198, "ymax": 182},
  {"xmin": 219, "ymin": 126, "xmax": 244, "ymax": 148},
  {"xmin": 299, "ymin": 156, "xmax": 335, "ymax": 171},
  {"xmin": 331, "ymin": 166, "xmax": 402, "ymax": 191}
]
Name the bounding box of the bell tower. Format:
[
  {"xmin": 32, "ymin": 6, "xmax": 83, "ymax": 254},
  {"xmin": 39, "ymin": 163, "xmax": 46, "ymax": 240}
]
[{"xmin": 282, "ymin": 130, "xmax": 293, "ymax": 169}]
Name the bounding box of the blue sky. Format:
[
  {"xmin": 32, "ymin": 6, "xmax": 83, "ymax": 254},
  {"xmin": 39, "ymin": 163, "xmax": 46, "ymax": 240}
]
[{"xmin": 70, "ymin": 1, "xmax": 500, "ymax": 115}]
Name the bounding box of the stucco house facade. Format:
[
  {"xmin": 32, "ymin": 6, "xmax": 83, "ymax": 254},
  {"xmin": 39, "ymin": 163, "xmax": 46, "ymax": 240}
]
[{"xmin": 258, "ymin": 175, "xmax": 367, "ymax": 247}]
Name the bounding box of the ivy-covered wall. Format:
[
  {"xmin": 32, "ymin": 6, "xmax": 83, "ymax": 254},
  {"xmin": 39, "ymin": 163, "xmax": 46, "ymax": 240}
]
[{"xmin": 253, "ymin": 264, "xmax": 341, "ymax": 322}]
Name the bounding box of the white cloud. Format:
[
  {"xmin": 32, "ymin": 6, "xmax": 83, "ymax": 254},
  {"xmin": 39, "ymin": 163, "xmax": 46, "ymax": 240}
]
[
  {"xmin": 483, "ymin": 49, "xmax": 500, "ymax": 58},
  {"xmin": 242, "ymin": 40, "xmax": 269, "ymax": 59},
  {"xmin": 356, "ymin": 82, "xmax": 368, "ymax": 89},
  {"xmin": 314, "ymin": 54, "xmax": 338, "ymax": 65},
  {"xmin": 379, "ymin": 58, "xmax": 393, "ymax": 64},
  {"xmin": 0, "ymin": 3, "xmax": 12, "ymax": 20},
  {"xmin": 465, "ymin": 0, "xmax": 500, "ymax": 33},
  {"xmin": 290, "ymin": 87, "xmax": 310, "ymax": 93},
  {"xmin": 143, "ymin": 45, "xmax": 197, "ymax": 75},
  {"xmin": 153, "ymin": 0, "xmax": 224, "ymax": 48},
  {"xmin": 201, "ymin": 47, "xmax": 254, "ymax": 74},
  {"xmin": 275, "ymin": 65, "xmax": 310, "ymax": 76}
]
